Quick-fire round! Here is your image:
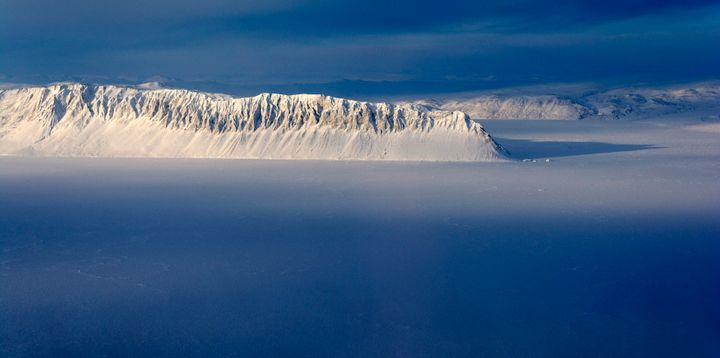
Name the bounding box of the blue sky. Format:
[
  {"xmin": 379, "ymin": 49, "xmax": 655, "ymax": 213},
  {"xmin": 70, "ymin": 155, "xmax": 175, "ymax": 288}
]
[{"xmin": 1, "ymin": 0, "xmax": 719, "ymax": 97}]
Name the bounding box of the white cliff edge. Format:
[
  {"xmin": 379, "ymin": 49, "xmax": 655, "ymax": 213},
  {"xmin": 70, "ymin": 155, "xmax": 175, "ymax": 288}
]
[{"xmin": 0, "ymin": 84, "xmax": 506, "ymax": 162}]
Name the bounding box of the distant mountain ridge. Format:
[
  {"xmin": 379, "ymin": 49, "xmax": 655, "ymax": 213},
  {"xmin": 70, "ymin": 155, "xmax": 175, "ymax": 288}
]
[
  {"xmin": 412, "ymin": 83, "xmax": 720, "ymax": 120},
  {"xmin": 0, "ymin": 83, "xmax": 505, "ymax": 161}
]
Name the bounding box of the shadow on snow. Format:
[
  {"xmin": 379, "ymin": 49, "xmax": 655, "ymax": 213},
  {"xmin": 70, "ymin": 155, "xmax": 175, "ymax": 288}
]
[{"xmin": 494, "ymin": 137, "xmax": 659, "ymax": 159}]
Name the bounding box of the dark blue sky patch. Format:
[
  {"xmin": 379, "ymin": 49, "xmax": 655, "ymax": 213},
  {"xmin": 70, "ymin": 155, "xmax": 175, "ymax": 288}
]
[{"xmin": 1, "ymin": 0, "xmax": 718, "ymax": 96}]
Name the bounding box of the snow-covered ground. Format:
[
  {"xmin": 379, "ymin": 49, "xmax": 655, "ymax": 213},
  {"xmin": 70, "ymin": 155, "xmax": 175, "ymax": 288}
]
[{"xmin": 1, "ymin": 119, "xmax": 718, "ymax": 356}]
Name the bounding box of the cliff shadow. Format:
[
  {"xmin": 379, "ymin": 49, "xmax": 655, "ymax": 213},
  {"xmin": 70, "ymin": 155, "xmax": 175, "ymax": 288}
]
[{"xmin": 494, "ymin": 138, "xmax": 660, "ymax": 159}]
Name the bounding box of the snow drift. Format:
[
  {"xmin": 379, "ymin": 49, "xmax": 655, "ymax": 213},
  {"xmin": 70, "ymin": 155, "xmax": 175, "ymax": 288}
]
[{"xmin": 0, "ymin": 84, "xmax": 505, "ymax": 161}]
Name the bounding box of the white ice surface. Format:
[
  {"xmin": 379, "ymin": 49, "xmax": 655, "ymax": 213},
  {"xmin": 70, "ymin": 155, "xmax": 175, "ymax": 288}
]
[{"xmin": 1, "ymin": 118, "xmax": 719, "ymax": 357}]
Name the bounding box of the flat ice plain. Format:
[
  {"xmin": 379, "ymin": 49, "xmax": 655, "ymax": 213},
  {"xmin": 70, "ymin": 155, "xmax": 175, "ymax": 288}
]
[{"xmin": 1, "ymin": 119, "xmax": 719, "ymax": 357}]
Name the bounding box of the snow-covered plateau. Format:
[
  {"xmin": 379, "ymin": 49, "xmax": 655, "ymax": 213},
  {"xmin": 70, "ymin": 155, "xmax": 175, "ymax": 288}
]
[{"xmin": 0, "ymin": 84, "xmax": 504, "ymax": 161}]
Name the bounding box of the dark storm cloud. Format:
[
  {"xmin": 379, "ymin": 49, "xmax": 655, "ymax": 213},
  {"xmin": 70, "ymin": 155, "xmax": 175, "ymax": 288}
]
[
  {"xmin": 192, "ymin": 0, "xmax": 719, "ymax": 35},
  {"xmin": 1, "ymin": 0, "xmax": 719, "ymax": 96},
  {"xmin": 2, "ymin": 0, "xmax": 716, "ymax": 34}
]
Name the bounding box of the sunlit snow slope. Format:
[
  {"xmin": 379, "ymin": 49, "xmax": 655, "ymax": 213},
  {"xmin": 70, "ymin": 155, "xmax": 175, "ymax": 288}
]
[{"xmin": 0, "ymin": 84, "xmax": 505, "ymax": 161}]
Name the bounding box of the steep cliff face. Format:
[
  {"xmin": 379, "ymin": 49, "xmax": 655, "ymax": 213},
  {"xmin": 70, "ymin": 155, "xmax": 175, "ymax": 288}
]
[{"xmin": 0, "ymin": 84, "xmax": 505, "ymax": 161}]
